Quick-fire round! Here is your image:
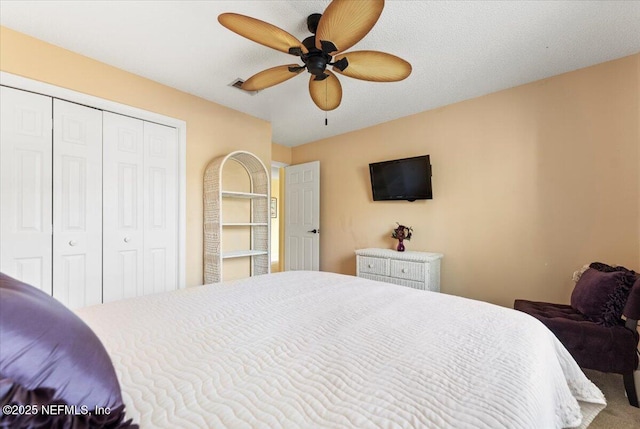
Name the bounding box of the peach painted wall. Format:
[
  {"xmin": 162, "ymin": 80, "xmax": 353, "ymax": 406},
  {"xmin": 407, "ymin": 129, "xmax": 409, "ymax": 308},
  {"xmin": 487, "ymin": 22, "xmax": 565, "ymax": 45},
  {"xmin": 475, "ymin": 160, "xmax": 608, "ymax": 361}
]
[
  {"xmin": 272, "ymin": 142, "xmax": 292, "ymax": 165},
  {"xmin": 638, "ymin": 56, "xmax": 640, "ymax": 269},
  {"xmin": 292, "ymin": 54, "xmax": 640, "ymax": 308},
  {"xmin": 0, "ymin": 27, "xmax": 272, "ymax": 286}
]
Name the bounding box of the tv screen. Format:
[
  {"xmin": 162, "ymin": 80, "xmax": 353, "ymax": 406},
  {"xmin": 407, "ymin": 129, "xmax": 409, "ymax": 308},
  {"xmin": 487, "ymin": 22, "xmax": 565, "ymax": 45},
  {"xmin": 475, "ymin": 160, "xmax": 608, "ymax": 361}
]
[{"xmin": 369, "ymin": 155, "xmax": 432, "ymax": 201}]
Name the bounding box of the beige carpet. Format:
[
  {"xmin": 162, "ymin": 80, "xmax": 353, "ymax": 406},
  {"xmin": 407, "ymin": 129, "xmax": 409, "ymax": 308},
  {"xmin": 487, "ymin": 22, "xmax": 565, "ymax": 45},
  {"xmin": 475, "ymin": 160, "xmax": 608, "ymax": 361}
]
[{"xmin": 584, "ymin": 369, "xmax": 640, "ymax": 428}]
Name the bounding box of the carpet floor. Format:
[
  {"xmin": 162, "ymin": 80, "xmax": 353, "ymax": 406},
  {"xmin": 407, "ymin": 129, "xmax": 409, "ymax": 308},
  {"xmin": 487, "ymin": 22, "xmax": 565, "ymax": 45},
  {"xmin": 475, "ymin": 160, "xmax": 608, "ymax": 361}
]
[{"xmin": 585, "ymin": 369, "xmax": 640, "ymax": 428}]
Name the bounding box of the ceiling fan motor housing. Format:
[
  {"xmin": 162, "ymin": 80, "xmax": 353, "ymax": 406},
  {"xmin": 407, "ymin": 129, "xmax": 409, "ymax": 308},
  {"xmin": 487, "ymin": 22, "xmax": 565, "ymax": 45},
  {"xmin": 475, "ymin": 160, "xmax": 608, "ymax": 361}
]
[
  {"xmin": 306, "ymin": 53, "xmax": 330, "ymax": 77},
  {"xmin": 301, "ymin": 30, "xmax": 337, "ymax": 79}
]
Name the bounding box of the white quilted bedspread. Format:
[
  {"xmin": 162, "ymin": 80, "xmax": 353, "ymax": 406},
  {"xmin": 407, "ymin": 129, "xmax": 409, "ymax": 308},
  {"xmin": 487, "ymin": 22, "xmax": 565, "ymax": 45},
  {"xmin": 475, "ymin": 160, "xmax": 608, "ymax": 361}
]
[{"xmin": 76, "ymin": 271, "xmax": 606, "ymax": 428}]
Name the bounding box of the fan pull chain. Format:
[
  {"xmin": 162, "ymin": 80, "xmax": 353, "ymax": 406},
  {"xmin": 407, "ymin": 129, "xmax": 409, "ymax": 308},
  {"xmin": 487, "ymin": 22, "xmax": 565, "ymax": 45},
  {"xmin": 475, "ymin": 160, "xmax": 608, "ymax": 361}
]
[{"xmin": 325, "ymin": 79, "xmax": 328, "ymax": 126}]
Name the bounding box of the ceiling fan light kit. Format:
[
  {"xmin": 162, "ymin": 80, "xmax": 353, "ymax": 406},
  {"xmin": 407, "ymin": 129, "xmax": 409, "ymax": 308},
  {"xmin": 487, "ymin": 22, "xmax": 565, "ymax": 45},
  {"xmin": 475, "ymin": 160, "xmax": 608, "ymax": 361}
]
[{"xmin": 218, "ymin": 0, "xmax": 412, "ymax": 112}]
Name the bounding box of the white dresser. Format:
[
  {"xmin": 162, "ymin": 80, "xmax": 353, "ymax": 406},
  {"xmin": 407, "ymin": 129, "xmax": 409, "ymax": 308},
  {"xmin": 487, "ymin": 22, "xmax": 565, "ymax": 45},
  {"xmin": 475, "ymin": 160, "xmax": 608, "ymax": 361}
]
[{"xmin": 355, "ymin": 248, "xmax": 443, "ymax": 292}]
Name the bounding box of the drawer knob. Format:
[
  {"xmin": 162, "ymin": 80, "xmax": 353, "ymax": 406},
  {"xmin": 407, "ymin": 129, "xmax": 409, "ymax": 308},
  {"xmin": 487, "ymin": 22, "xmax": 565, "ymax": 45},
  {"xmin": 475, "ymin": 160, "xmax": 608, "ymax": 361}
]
[
  {"xmin": 368, "ymin": 264, "xmax": 373, "ymax": 268},
  {"xmin": 402, "ymin": 268, "xmax": 407, "ymax": 273},
  {"xmin": 124, "ymin": 236, "xmax": 131, "ymax": 243},
  {"xmin": 68, "ymin": 240, "xmax": 77, "ymax": 247}
]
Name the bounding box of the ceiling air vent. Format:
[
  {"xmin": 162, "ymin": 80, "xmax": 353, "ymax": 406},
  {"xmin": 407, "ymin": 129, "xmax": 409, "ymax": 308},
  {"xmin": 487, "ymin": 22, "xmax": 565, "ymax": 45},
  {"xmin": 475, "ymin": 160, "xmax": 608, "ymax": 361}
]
[{"xmin": 229, "ymin": 78, "xmax": 259, "ymax": 95}]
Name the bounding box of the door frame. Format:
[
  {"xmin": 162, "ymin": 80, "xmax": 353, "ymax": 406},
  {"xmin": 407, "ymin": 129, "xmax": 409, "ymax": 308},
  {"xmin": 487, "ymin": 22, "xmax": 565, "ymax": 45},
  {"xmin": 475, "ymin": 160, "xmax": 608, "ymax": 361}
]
[{"xmin": 0, "ymin": 71, "xmax": 187, "ymax": 288}]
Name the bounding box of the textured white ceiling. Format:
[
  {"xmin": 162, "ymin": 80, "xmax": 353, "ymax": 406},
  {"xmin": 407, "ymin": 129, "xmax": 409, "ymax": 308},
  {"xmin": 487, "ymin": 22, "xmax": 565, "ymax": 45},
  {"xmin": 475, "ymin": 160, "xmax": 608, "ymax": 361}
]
[{"xmin": 1, "ymin": 1, "xmax": 639, "ymax": 147}]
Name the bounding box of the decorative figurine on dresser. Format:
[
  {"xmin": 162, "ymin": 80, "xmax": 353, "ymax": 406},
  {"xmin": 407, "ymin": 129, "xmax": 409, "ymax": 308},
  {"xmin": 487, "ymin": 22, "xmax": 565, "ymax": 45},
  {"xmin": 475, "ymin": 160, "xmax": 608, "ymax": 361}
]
[{"xmin": 355, "ymin": 248, "xmax": 443, "ymax": 292}]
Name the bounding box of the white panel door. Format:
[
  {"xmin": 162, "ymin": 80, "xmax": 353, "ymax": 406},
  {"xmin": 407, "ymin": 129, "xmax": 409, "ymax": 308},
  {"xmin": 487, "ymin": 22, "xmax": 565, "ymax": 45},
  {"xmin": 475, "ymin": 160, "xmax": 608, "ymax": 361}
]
[
  {"xmin": 143, "ymin": 121, "xmax": 178, "ymax": 295},
  {"xmin": 102, "ymin": 112, "xmax": 144, "ymax": 303},
  {"xmin": 0, "ymin": 86, "xmax": 53, "ymax": 293},
  {"xmin": 284, "ymin": 161, "xmax": 320, "ymax": 271},
  {"xmin": 52, "ymin": 99, "xmax": 103, "ymax": 308}
]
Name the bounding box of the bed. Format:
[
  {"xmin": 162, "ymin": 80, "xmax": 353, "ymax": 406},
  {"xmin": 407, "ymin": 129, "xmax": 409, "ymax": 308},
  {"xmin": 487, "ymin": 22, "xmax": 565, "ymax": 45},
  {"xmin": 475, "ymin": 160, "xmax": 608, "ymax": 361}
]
[{"xmin": 70, "ymin": 271, "xmax": 606, "ymax": 428}]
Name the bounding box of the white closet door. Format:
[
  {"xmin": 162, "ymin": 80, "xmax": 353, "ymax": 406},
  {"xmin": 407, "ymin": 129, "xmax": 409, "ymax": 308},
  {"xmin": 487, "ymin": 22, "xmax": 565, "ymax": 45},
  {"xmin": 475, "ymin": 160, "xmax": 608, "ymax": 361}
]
[
  {"xmin": 0, "ymin": 87, "xmax": 53, "ymax": 293},
  {"xmin": 143, "ymin": 122, "xmax": 178, "ymax": 294},
  {"xmin": 52, "ymin": 99, "xmax": 103, "ymax": 308},
  {"xmin": 102, "ymin": 112, "xmax": 144, "ymax": 303}
]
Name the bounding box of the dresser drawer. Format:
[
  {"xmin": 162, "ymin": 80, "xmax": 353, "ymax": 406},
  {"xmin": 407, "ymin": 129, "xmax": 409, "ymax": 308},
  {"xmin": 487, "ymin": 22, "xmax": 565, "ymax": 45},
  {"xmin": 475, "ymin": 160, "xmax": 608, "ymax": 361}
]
[
  {"xmin": 387, "ymin": 277, "xmax": 428, "ymax": 291},
  {"xmin": 390, "ymin": 259, "xmax": 426, "ymax": 281},
  {"xmin": 358, "ymin": 256, "xmax": 389, "ymax": 276}
]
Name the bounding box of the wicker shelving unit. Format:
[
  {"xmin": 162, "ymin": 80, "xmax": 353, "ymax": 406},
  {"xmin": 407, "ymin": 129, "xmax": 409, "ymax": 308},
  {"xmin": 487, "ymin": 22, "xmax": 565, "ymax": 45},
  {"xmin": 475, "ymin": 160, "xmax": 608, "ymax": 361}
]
[{"xmin": 204, "ymin": 151, "xmax": 270, "ymax": 284}]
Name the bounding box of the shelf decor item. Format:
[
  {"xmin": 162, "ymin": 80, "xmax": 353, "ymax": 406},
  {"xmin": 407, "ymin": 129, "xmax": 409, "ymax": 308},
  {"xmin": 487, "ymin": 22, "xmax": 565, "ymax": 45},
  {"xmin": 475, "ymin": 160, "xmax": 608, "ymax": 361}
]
[{"xmin": 391, "ymin": 223, "xmax": 413, "ymax": 252}]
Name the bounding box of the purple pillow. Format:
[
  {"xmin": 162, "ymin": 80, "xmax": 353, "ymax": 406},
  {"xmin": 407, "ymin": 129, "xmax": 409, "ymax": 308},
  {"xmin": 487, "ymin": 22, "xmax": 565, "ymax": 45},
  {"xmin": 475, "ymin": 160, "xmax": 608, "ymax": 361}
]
[
  {"xmin": 588, "ymin": 262, "xmax": 638, "ymax": 326},
  {"xmin": 623, "ymin": 276, "xmax": 640, "ymax": 321},
  {"xmin": 570, "ymin": 268, "xmax": 628, "ymax": 324},
  {"xmin": 0, "ymin": 273, "xmax": 136, "ymax": 428}
]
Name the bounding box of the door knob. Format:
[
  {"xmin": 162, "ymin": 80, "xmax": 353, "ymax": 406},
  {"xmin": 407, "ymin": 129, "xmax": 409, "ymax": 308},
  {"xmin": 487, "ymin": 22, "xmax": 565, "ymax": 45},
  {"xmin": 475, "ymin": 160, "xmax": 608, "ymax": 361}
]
[
  {"xmin": 307, "ymin": 229, "xmax": 319, "ymax": 234},
  {"xmin": 68, "ymin": 240, "xmax": 77, "ymax": 246},
  {"xmin": 124, "ymin": 237, "xmax": 131, "ymax": 243}
]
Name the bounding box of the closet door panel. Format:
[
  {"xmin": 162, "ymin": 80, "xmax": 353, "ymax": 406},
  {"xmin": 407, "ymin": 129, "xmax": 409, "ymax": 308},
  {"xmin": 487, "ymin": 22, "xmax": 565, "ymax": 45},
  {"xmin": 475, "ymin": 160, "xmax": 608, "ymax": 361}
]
[
  {"xmin": 103, "ymin": 112, "xmax": 144, "ymax": 303},
  {"xmin": 143, "ymin": 122, "xmax": 178, "ymax": 294},
  {"xmin": 52, "ymin": 99, "xmax": 102, "ymax": 308},
  {"xmin": 0, "ymin": 87, "xmax": 53, "ymax": 294}
]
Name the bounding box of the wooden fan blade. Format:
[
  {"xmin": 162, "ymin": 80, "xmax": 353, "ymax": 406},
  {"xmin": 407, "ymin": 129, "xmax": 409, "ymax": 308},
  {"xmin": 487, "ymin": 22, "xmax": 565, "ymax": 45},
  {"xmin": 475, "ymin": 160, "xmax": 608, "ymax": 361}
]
[
  {"xmin": 242, "ymin": 65, "xmax": 304, "ymax": 91},
  {"xmin": 219, "ymin": 13, "xmax": 308, "ymax": 55},
  {"xmin": 333, "ymin": 51, "xmax": 412, "ymax": 82},
  {"xmin": 315, "ymin": 0, "xmax": 384, "ymax": 54},
  {"xmin": 308, "ymin": 70, "xmax": 342, "ymax": 111}
]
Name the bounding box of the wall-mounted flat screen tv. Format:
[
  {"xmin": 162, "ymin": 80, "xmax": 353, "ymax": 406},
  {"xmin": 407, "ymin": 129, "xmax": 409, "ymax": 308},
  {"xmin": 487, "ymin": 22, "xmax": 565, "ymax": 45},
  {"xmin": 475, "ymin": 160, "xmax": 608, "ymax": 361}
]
[{"xmin": 369, "ymin": 155, "xmax": 432, "ymax": 201}]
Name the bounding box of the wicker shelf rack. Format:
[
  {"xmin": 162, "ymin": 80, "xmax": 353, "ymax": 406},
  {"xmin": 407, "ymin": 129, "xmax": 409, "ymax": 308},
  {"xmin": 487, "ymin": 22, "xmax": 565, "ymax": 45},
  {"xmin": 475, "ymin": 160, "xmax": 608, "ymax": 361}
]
[{"xmin": 204, "ymin": 151, "xmax": 270, "ymax": 283}]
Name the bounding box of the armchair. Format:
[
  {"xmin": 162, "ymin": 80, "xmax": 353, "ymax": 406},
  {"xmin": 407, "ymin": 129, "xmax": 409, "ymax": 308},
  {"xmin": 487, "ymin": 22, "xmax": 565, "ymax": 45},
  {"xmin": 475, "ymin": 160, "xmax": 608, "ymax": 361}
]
[{"xmin": 514, "ymin": 264, "xmax": 640, "ymax": 407}]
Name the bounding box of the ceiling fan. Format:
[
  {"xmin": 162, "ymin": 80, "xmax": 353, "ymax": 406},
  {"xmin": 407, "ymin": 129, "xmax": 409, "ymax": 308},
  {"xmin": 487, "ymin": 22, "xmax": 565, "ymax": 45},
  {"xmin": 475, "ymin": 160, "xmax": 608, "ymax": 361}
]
[{"xmin": 219, "ymin": 0, "xmax": 412, "ymax": 112}]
